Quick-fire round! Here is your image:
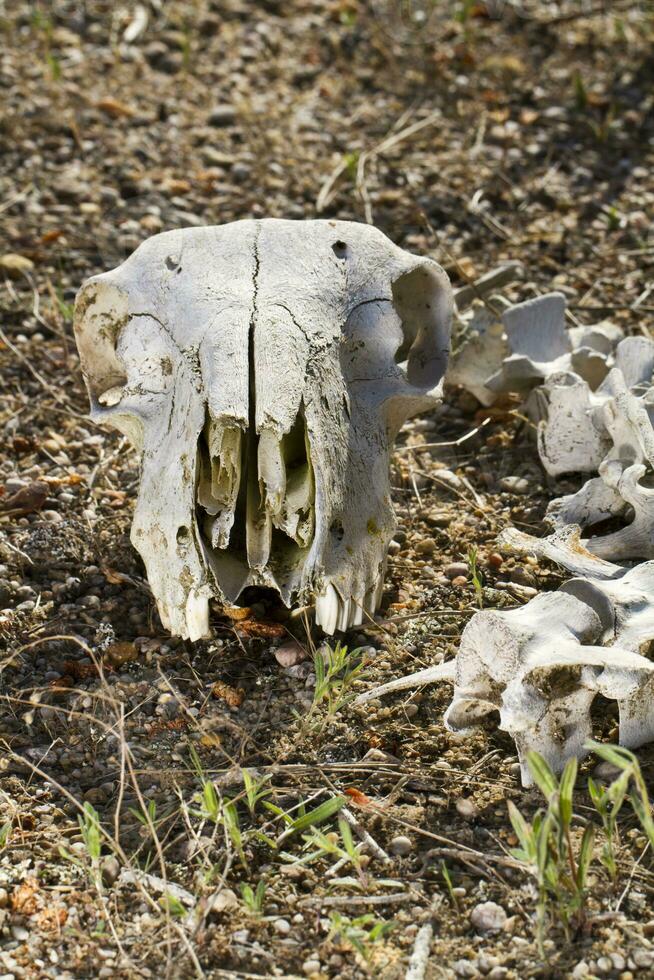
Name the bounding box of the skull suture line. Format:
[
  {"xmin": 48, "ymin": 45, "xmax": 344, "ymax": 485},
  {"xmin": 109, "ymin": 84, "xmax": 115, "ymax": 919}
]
[{"xmin": 74, "ymin": 220, "xmax": 452, "ymax": 640}]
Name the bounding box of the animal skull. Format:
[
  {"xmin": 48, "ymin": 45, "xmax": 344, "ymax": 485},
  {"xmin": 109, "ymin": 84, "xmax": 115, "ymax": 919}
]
[{"xmin": 74, "ymin": 219, "xmax": 452, "ymax": 640}]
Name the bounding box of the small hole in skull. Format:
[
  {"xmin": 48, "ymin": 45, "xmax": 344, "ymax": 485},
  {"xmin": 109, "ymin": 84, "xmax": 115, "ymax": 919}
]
[
  {"xmin": 332, "ymin": 241, "xmax": 347, "ymax": 258},
  {"xmin": 176, "ymin": 525, "xmax": 191, "ymax": 545},
  {"xmin": 165, "ymin": 255, "xmax": 180, "ymax": 271},
  {"xmin": 330, "ymin": 521, "xmax": 345, "ymax": 543},
  {"xmin": 590, "ymin": 693, "xmax": 619, "ymax": 736}
]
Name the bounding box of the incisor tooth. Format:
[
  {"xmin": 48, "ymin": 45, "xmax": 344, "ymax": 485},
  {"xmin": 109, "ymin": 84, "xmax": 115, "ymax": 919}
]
[
  {"xmin": 185, "ymin": 592, "xmax": 210, "ymax": 642},
  {"xmin": 315, "ymin": 583, "xmax": 340, "ymax": 635}
]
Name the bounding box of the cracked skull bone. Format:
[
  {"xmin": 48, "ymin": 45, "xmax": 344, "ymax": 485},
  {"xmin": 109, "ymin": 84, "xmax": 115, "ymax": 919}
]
[{"xmin": 74, "ymin": 220, "xmax": 452, "ymax": 639}]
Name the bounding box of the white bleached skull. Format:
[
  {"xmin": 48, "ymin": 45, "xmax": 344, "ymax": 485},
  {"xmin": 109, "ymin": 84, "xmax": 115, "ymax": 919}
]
[{"xmin": 74, "ymin": 219, "xmax": 452, "ymax": 640}]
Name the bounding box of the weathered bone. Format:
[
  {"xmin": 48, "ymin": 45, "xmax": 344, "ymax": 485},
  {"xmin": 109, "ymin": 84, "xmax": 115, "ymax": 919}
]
[
  {"xmin": 444, "ymin": 562, "xmax": 654, "ymax": 783},
  {"xmin": 75, "ymin": 220, "xmax": 452, "ymax": 639},
  {"xmin": 539, "ymin": 350, "xmax": 654, "ymax": 560},
  {"xmin": 535, "ymin": 373, "xmax": 610, "ymax": 477},
  {"xmin": 359, "ymin": 565, "xmax": 654, "ymax": 784},
  {"xmin": 451, "ymin": 290, "xmax": 624, "ymax": 406},
  {"xmin": 497, "ymin": 525, "xmax": 624, "ymax": 580}
]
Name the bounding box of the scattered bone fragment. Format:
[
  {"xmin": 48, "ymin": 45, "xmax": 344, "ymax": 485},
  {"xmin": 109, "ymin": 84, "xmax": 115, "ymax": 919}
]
[
  {"xmin": 497, "ymin": 525, "xmax": 624, "ymax": 580},
  {"xmin": 354, "ymin": 661, "xmax": 455, "ymax": 705},
  {"xmin": 535, "ymin": 373, "xmax": 610, "ymax": 476},
  {"xmin": 75, "ymin": 219, "xmax": 452, "ymax": 638},
  {"xmin": 448, "ymin": 305, "xmax": 507, "ymax": 407},
  {"xmin": 450, "ymin": 289, "xmax": 624, "ymax": 406}
]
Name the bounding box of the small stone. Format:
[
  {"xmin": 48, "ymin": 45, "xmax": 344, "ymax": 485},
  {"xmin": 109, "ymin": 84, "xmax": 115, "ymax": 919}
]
[
  {"xmin": 388, "ymin": 539, "xmax": 401, "ymax": 555},
  {"xmin": 275, "ymin": 640, "xmax": 307, "ymax": 668},
  {"xmin": 231, "ymin": 162, "xmax": 251, "ymax": 182},
  {"xmin": 0, "ymin": 253, "xmax": 34, "ymax": 277},
  {"xmin": 596, "ymin": 957, "xmax": 612, "ymax": 975},
  {"xmin": 209, "ymin": 888, "xmax": 238, "ymax": 914},
  {"xmin": 470, "ymin": 901, "xmax": 506, "ymax": 934},
  {"xmin": 453, "ymin": 961, "xmax": 477, "ymax": 978},
  {"xmin": 456, "ymin": 797, "xmax": 478, "ymax": 820},
  {"xmin": 101, "ymin": 856, "xmax": 120, "ymax": 886},
  {"xmin": 633, "ymin": 950, "xmax": 654, "ymax": 968},
  {"xmin": 475, "ymin": 954, "xmax": 497, "ymax": 974},
  {"xmin": 487, "ymin": 552, "xmax": 503, "ymax": 569},
  {"xmin": 302, "ymin": 960, "xmax": 320, "ymax": 976},
  {"xmin": 571, "ymin": 962, "xmax": 590, "ymax": 979},
  {"xmin": 435, "ymin": 469, "xmax": 463, "ymax": 490},
  {"xmin": 444, "ymin": 562, "xmax": 468, "ymax": 579},
  {"xmin": 415, "ymin": 539, "xmax": 436, "ymax": 556},
  {"xmin": 273, "ymin": 918, "xmax": 291, "ymax": 934},
  {"xmin": 610, "ymin": 953, "xmax": 626, "ymax": 971},
  {"xmin": 499, "ymin": 476, "xmax": 529, "ymax": 494},
  {"xmin": 389, "ymin": 835, "xmax": 412, "ymax": 856},
  {"xmin": 452, "ymin": 575, "xmax": 468, "ymax": 587},
  {"xmin": 208, "ymin": 105, "xmax": 237, "ymax": 127},
  {"xmin": 0, "ymin": 887, "xmax": 7, "ymax": 908},
  {"xmin": 487, "ymin": 970, "xmax": 507, "ymax": 980},
  {"xmin": 83, "ymin": 786, "xmax": 107, "ymax": 805}
]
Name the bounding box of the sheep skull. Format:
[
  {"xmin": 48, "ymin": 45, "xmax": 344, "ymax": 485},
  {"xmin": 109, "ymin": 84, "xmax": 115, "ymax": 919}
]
[{"xmin": 74, "ymin": 219, "xmax": 452, "ymax": 639}]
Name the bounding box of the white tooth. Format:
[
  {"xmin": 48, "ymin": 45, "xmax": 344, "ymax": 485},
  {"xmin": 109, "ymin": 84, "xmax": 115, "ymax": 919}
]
[
  {"xmin": 157, "ymin": 600, "xmax": 171, "ymax": 631},
  {"xmin": 373, "ymin": 574, "xmax": 384, "ymax": 611},
  {"xmin": 185, "ymin": 592, "xmax": 210, "ymax": 641},
  {"xmin": 363, "ymin": 586, "xmax": 376, "ymax": 615},
  {"xmin": 351, "ymin": 595, "xmax": 365, "ymax": 627},
  {"xmin": 338, "ymin": 597, "xmax": 352, "ymax": 632},
  {"xmin": 316, "ymin": 583, "xmax": 339, "ymax": 635}
]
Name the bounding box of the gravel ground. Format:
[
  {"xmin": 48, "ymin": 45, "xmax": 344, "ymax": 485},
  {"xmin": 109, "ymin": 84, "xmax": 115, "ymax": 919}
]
[{"xmin": 2, "ymin": 2, "xmax": 654, "ymax": 978}]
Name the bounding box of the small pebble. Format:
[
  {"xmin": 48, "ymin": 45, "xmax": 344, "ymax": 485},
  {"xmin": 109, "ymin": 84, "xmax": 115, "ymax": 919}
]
[
  {"xmin": 453, "ymin": 961, "xmax": 477, "ymax": 978},
  {"xmin": 470, "ymin": 901, "xmax": 506, "ymax": 934},
  {"xmin": 499, "ymin": 476, "xmax": 529, "ymax": 494},
  {"xmin": 302, "ymin": 960, "xmax": 320, "ymax": 976},
  {"xmin": 444, "ymin": 562, "xmax": 468, "ymax": 580},
  {"xmin": 101, "ymin": 856, "xmax": 120, "ymax": 887},
  {"xmin": 209, "ymin": 888, "xmax": 238, "ymax": 914},
  {"xmin": 452, "ymin": 575, "xmax": 468, "ymax": 587},
  {"xmin": 208, "ymin": 105, "xmax": 237, "ymax": 127},
  {"xmin": 389, "ymin": 835, "xmax": 412, "ymax": 856},
  {"xmin": 273, "ymin": 918, "xmax": 291, "ymax": 935},
  {"xmin": 456, "ymin": 797, "xmax": 478, "ymax": 820},
  {"xmin": 275, "ymin": 640, "xmax": 307, "ymax": 668}
]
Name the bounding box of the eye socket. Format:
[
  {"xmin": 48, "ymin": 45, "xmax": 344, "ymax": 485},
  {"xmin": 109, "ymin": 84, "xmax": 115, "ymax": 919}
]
[
  {"xmin": 332, "ymin": 241, "xmax": 348, "ymax": 259},
  {"xmin": 177, "ymin": 526, "xmax": 191, "ymax": 544}
]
